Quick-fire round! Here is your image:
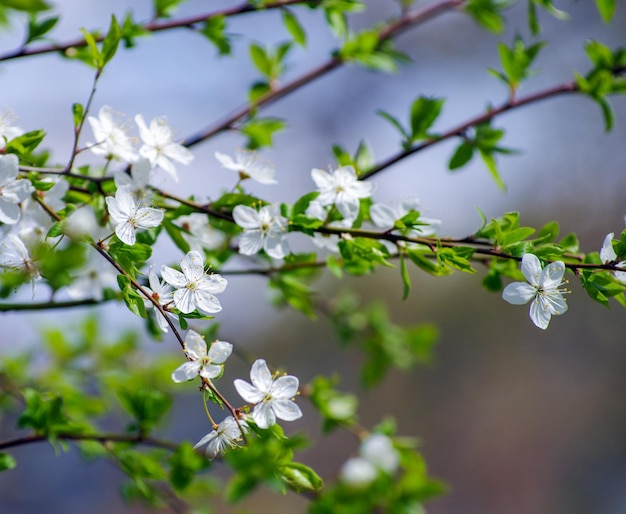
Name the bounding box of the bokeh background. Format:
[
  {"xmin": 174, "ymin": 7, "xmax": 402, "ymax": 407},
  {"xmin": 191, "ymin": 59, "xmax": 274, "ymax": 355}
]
[{"xmin": 1, "ymin": 0, "xmax": 625, "ymax": 513}]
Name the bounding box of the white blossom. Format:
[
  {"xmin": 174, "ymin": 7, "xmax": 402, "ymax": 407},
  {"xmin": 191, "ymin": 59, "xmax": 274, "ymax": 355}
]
[
  {"xmin": 234, "ymin": 359, "xmax": 302, "ymax": 429},
  {"xmin": 0, "ymin": 233, "xmax": 38, "ymax": 277},
  {"xmin": 305, "ymin": 200, "xmax": 351, "ymax": 253},
  {"xmin": 0, "ymin": 111, "xmax": 23, "ymax": 148},
  {"xmin": 194, "ymin": 416, "xmax": 248, "ymax": 459},
  {"xmin": 370, "ymin": 196, "xmax": 440, "ymax": 237},
  {"xmin": 105, "ymin": 186, "xmax": 163, "ymax": 245},
  {"xmin": 232, "ymin": 204, "xmax": 289, "ymax": 259},
  {"xmin": 600, "ymin": 233, "xmax": 626, "ymax": 283},
  {"xmin": 21, "ymin": 178, "xmax": 69, "ymax": 238},
  {"xmin": 161, "ymin": 250, "xmax": 227, "ymax": 315},
  {"xmin": 136, "ymin": 114, "xmax": 193, "ymax": 181},
  {"xmin": 176, "ymin": 213, "xmax": 225, "ymax": 254},
  {"xmin": 142, "ymin": 265, "xmax": 174, "ymax": 332},
  {"xmin": 0, "ymin": 154, "xmax": 34, "ymax": 225},
  {"xmin": 87, "ymin": 106, "xmax": 137, "ymax": 162},
  {"xmin": 215, "ymin": 150, "xmax": 276, "ymax": 185},
  {"xmin": 340, "ymin": 457, "xmax": 377, "ymax": 488},
  {"xmin": 360, "ymin": 434, "xmax": 399, "ymax": 474},
  {"xmin": 502, "ymin": 253, "xmax": 568, "ymax": 330},
  {"xmin": 114, "ymin": 157, "xmax": 153, "ymax": 193},
  {"xmin": 171, "ymin": 330, "xmax": 232, "ymax": 382},
  {"xmin": 311, "ymin": 165, "xmax": 375, "ymax": 221},
  {"xmin": 340, "ymin": 433, "xmax": 399, "ymax": 487}
]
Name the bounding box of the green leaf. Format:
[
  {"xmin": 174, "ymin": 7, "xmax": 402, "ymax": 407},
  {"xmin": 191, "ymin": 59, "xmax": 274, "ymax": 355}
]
[
  {"xmin": 2, "ymin": 0, "xmax": 50, "ymax": 12},
  {"xmin": 249, "ymin": 43, "xmax": 273, "ymax": 78},
  {"xmin": 400, "ymin": 252, "xmax": 411, "ymax": 300},
  {"xmin": 5, "ymin": 129, "xmax": 45, "ymax": 156},
  {"xmin": 241, "ymin": 117, "xmax": 285, "ymax": 149},
  {"xmin": 479, "ymin": 148, "xmax": 506, "ymax": 190},
  {"xmin": 527, "ymin": 0, "xmax": 540, "ymax": 35},
  {"xmin": 279, "ymin": 462, "xmax": 323, "ymax": 493},
  {"xmin": 410, "ymin": 96, "xmax": 444, "ymax": 140},
  {"xmin": 26, "ymin": 14, "xmax": 58, "ymax": 44},
  {"xmin": 153, "ymin": 0, "xmax": 184, "ymax": 18},
  {"xmin": 72, "ymin": 103, "xmax": 84, "ymax": 128},
  {"xmin": 117, "ymin": 388, "xmax": 172, "ymax": 433},
  {"xmin": 282, "ymin": 8, "xmax": 306, "ymax": 46},
  {"xmin": 449, "ymin": 141, "xmax": 474, "ymax": 169},
  {"xmin": 464, "ymin": 0, "xmax": 507, "ymax": 33},
  {"xmin": 201, "ymin": 16, "xmax": 231, "ymax": 56},
  {"xmin": 101, "ymin": 15, "xmax": 122, "ymax": 66},
  {"xmin": 117, "ymin": 274, "xmax": 148, "ymax": 319},
  {"xmin": 169, "ymin": 442, "xmax": 208, "ymax": 492},
  {"xmin": 595, "ymin": 0, "xmax": 616, "ymax": 23},
  {"xmin": 377, "ymin": 110, "xmax": 410, "ymax": 144},
  {"xmin": 80, "ymin": 28, "xmax": 102, "ymax": 69},
  {"xmin": 0, "ymin": 453, "xmax": 16, "ymax": 472}
]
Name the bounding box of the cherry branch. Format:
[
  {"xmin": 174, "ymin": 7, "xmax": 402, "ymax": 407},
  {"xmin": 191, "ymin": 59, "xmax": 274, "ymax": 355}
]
[
  {"xmin": 0, "ymin": 0, "xmax": 319, "ymax": 62},
  {"xmin": 0, "ymin": 431, "xmax": 179, "ymax": 452},
  {"xmin": 361, "ymin": 67, "xmax": 626, "ymax": 180},
  {"xmin": 181, "ymin": 0, "xmax": 465, "ymax": 148}
]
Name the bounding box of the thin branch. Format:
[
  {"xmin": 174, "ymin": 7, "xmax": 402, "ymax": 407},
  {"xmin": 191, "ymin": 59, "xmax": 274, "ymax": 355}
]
[
  {"xmin": 182, "ymin": 0, "xmax": 464, "ymax": 148},
  {"xmin": 361, "ymin": 82, "xmax": 578, "ymax": 179},
  {"xmin": 362, "ymin": 66, "xmax": 626, "ymax": 180},
  {"xmin": 0, "ymin": 0, "xmax": 320, "ymax": 62},
  {"xmin": 0, "ymin": 431, "xmax": 179, "ymax": 451}
]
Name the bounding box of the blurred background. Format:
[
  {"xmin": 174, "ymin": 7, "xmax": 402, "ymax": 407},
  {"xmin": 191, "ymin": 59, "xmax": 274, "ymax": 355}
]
[{"xmin": 0, "ymin": 0, "xmax": 625, "ymax": 513}]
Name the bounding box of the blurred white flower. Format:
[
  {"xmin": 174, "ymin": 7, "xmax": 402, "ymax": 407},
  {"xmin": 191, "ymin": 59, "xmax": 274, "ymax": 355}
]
[
  {"xmin": 0, "ymin": 154, "xmax": 34, "ymax": 225},
  {"xmin": 0, "ymin": 111, "xmax": 23, "ymax": 148},
  {"xmin": 142, "ymin": 265, "xmax": 174, "ymax": 332},
  {"xmin": 161, "ymin": 250, "xmax": 227, "ymax": 314},
  {"xmin": 340, "ymin": 457, "xmax": 377, "ymax": 488},
  {"xmin": 136, "ymin": 114, "xmax": 193, "ymax": 181},
  {"xmin": 171, "ymin": 329, "xmax": 232, "ymax": 382},
  {"xmin": 305, "ymin": 200, "xmax": 351, "ymax": 253},
  {"xmin": 360, "ymin": 434, "xmax": 399, "ymax": 474},
  {"xmin": 114, "ymin": 157, "xmax": 153, "ymax": 193},
  {"xmin": 370, "ymin": 196, "xmax": 440, "ymax": 237},
  {"xmin": 311, "ymin": 166, "xmax": 374, "ymax": 221},
  {"xmin": 234, "ymin": 359, "xmax": 302, "ymax": 429},
  {"xmin": 105, "ymin": 186, "xmax": 163, "ymax": 245},
  {"xmin": 502, "ymin": 253, "xmax": 568, "ymax": 330},
  {"xmin": 215, "ymin": 150, "xmax": 276, "ymax": 185},
  {"xmin": 87, "ymin": 106, "xmax": 137, "ymax": 162},
  {"xmin": 0, "ymin": 233, "xmax": 40, "ymax": 296},
  {"xmin": 176, "ymin": 213, "xmax": 225, "ymax": 254},
  {"xmin": 194, "ymin": 416, "xmax": 248, "ymax": 459},
  {"xmin": 600, "ymin": 232, "xmax": 626, "ymax": 283},
  {"xmin": 232, "ymin": 204, "xmax": 289, "ymax": 259}
]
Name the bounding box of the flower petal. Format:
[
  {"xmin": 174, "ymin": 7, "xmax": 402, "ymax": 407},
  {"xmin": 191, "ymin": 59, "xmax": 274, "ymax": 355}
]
[
  {"xmin": 250, "ymin": 359, "xmax": 273, "ymax": 393},
  {"xmin": 208, "ymin": 340, "xmax": 233, "ymax": 364},
  {"xmin": 238, "ymin": 231, "xmax": 264, "ymax": 256},
  {"xmin": 251, "ymin": 402, "xmax": 276, "ymax": 429},
  {"xmin": 199, "ymin": 363, "xmax": 222, "ymax": 380},
  {"xmin": 194, "ymin": 291, "xmax": 222, "ymax": 314},
  {"xmin": 529, "ymin": 298, "xmax": 551, "ymax": 330},
  {"xmin": 520, "ymin": 253, "xmax": 542, "ymax": 287},
  {"xmin": 171, "ymin": 361, "xmax": 202, "ymax": 382},
  {"xmin": 184, "ymin": 330, "xmax": 207, "ymax": 360},
  {"xmin": 271, "ymin": 399, "xmax": 302, "ymax": 422},
  {"xmin": 233, "ymin": 205, "xmax": 261, "ymax": 229},
  {"xmin": 135, "ymin": 207, "xmax": 164, "ymax": 229},
  {"xmin": 115, "ymin": 221, "xmax": 136, "ymax": 245},
  {"xmin": 540, "ymin": 261, "xmax": 565, "ymax": 290},
  {"xmin": 173, "ymin": 287, "xmax": 196, "ymax": 314},
  {"xmin": 233, "ymin": 379, "xmax": 265, "ymax": 404},
  {"xmin": 271, "ymin": 375, "xmax": 299, "ymax": 399},
  {"xmin": 161, "ymin": 265, "xmax": 187, "ymax": 288},
  {"xmin": 502, "ymin": 282, "xmax": 536, "ymax": 305}
]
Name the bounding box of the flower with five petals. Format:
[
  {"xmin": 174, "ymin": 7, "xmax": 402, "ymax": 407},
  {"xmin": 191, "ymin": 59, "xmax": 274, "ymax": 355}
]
[
  {"xmin": 171, "ymin": 330, "xmax": 232, "ymax": 382},
  {"xmin": 234, "ymin": 359, "xmax": 302, "ymax": 429},
  {"xmin": 161, "ymin": 251, "xmax": 227, "ymax": 314},
  {"xmin": 105, "ymin": 186, "xmax": 163, "ymax": 245},
  {"xmin": 502, "ymin": 253, "xmax": 568, "ymax": 330},
  {"xmin": 193, "ymin": 416, "xmax": 248, "ymax": 459}
]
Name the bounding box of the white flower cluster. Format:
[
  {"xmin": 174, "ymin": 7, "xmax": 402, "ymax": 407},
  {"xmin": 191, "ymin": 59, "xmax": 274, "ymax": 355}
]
[
  {"xmin": 87, "ymin": 106, "xmax": 193, "ymax": 181},
  {"xmin": 340, "ymin": 434, "xmax": 400, "ymax": 488}
]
